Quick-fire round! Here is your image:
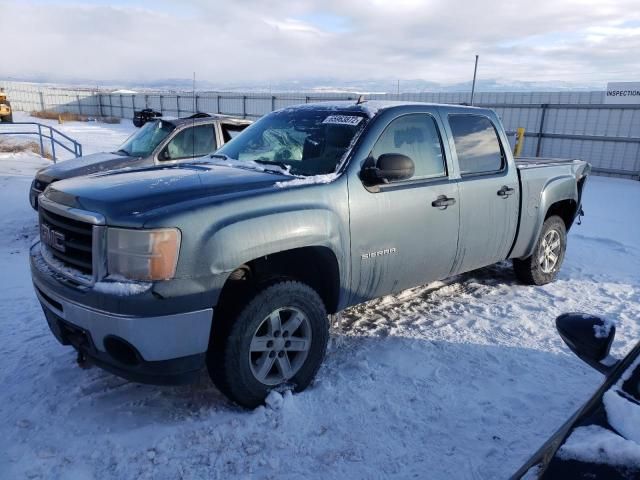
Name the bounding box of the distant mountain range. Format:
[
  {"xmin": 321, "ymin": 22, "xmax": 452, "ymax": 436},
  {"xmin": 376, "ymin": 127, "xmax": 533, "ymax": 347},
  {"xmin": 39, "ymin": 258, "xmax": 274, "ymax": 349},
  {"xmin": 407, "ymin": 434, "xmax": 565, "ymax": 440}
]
[{"xmin": 1, "ymin": 75, "xmax": 603, "ymax": 93}]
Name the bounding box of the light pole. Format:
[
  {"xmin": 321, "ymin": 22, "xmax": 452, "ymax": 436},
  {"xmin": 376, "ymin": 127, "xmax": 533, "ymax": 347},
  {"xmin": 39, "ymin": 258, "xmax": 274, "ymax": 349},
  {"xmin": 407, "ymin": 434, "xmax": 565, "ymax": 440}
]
[{"xmin": 470, "ymin": 55, "xmax": 479, "ymax": 105}]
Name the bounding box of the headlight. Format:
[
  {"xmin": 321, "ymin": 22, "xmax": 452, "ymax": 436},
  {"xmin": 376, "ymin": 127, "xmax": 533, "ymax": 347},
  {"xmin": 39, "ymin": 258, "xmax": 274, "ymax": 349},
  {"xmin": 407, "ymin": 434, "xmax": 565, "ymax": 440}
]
[{"xmin": 107, "ymin": 228, "xmax": 181, "ymax": 281}]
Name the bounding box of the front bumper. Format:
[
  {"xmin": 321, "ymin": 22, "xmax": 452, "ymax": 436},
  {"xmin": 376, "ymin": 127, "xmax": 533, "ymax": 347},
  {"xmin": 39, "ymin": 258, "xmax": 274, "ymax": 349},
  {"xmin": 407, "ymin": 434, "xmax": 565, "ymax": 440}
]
[{"xmin": 31, "ymin": 242, "xmax": 214, "ymax": 384}]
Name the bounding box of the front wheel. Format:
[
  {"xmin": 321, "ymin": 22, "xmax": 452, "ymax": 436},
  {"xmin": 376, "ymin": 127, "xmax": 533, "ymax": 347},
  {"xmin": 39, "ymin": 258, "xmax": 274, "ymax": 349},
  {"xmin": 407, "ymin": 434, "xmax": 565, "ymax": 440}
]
[
  {"xmin": 513, "ymin": 215, "xmax": 567, "ymax": 285},
  {"xmin": 207, "ymin": 280, "xmax": 329, "ymax": 408}
]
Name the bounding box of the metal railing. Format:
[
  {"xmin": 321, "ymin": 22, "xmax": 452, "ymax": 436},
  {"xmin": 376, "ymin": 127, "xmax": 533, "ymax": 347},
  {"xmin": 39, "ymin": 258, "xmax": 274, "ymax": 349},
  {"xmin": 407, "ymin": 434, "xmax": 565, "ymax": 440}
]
[{"xmin": 0, "ymin": 122, "xmax": 82, "ymax": 162}]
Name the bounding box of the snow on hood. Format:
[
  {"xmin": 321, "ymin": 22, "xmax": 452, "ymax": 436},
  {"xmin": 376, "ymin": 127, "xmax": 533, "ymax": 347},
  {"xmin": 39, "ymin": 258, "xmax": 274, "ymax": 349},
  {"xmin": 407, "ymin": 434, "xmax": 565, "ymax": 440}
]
[
  {"xmin": 37, "ymin": 151, "xmax": 138, "ymax": 182},
  {"xmin": 44, "ymin": 162, "xmax": 286, "ymax": 221}
]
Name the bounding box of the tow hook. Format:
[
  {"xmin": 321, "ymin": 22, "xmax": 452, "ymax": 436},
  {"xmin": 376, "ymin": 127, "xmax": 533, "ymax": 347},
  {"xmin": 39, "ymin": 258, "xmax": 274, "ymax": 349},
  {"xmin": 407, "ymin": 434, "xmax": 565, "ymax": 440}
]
[
  {"xmin": 576, "ymin": 207, "xmax": 585, "ymax": 225},
  {"xmin": 76, "ymin": 351, "xmax": 92, "ymax": 369}
]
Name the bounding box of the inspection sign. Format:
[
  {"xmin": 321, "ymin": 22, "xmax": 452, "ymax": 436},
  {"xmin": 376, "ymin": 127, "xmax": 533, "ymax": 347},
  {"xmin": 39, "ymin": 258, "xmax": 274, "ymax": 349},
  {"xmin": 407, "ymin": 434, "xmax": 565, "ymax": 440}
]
[{"xmin": 605, "ymin": 82, "xmax": 640, "ymax": 104}]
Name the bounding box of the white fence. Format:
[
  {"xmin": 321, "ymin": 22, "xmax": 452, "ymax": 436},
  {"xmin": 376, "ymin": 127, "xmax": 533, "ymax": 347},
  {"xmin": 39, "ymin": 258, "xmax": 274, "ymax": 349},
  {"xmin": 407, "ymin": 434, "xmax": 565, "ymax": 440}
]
[{"xmin": 2, "ymin": 80, "xmax": 639, "ymax": 179}]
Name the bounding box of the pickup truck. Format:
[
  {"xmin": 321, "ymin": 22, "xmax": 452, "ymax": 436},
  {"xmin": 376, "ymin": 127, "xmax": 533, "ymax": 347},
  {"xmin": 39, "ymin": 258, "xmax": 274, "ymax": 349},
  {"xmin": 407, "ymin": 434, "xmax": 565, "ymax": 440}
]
[
  {"xmin": 29, "ymin": 113, "xmax": 251, "ymax": 209},
  {"xmin": 30, "ymin": 101, "xmax": 590, "ymax": 408}
]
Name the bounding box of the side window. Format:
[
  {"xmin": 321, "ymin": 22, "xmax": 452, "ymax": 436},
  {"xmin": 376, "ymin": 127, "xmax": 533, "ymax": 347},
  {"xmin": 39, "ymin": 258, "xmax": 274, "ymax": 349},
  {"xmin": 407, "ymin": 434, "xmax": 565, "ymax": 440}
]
[
  {"xmin": 371, "ymin": 114, "xmax": 446, "ymax": 181},
  {"xmin": 221, "ymin": 123, "xmax": 249, "ymax": 143},
  {"xmin": 161, "ymin": 125, "xmax": 216, "ymax": 160},
  {"xmin": 449, "ymin": 115, "xmax": 504, "ymax": 175}
]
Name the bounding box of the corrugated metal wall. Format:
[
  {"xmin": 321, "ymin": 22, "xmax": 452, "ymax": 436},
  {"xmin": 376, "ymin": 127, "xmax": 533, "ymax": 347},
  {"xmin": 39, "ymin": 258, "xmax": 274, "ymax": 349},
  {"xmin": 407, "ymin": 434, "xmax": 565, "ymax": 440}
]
[{"xmin": 2, "ymin": 81, "xmax": 639, "ymax": 179}]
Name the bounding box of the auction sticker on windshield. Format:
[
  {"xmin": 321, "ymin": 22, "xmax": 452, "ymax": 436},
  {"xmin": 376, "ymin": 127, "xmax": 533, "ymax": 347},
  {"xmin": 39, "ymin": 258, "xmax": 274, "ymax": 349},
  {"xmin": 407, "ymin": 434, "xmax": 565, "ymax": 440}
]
[{"xmin": 322, "ymin": 115, "xmax": 363, "ymax": 126}]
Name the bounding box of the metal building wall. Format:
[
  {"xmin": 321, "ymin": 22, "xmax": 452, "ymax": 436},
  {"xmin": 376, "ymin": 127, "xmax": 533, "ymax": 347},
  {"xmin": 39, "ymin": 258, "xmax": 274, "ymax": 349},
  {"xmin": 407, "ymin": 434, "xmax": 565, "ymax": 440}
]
[{"xmin": 1, "ymin": 80, "xmax": 639, "ymax": 179}]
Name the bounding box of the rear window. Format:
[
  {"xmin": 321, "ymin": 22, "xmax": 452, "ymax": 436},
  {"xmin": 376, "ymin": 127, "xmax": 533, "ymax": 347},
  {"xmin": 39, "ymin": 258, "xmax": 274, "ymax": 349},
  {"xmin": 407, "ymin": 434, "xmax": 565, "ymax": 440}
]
[
  {"xmin": 449, "ymin": 115, "xmax": 504, "ymax": 175},
  {"xmin": 221, "ymin": 123, "xmax": 248, "ymax": 143}
]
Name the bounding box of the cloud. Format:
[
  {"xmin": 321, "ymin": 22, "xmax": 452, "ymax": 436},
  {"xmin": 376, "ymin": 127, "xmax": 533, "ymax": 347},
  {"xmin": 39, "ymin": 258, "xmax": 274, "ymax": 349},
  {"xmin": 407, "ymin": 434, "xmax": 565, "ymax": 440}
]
[{"xmin": 2, "ymin": 0, "xmax": 640, "ymax": 88}]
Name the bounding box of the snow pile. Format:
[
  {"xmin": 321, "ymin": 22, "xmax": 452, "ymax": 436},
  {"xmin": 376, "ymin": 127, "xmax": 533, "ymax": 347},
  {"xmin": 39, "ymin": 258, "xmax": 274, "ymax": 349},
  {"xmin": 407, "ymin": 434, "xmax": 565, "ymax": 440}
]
[
  {"xmin": 594, "ymin": 317, "xmax": 616, "ymax": 339},
  {"xmin": 35, "ymin": 242, "xmax": 94, "ymax": 285},
  {"xmin": 0, "ymin": 150, "xmax": 50, "ymax": 177},
  {"xmin": 205, "ymin": 156, "xmax": 293, "ymax": 176},
  {"xmin": 557, "ymin": 425, "xmax": 640, "ymax": 468},
  {"xmin": 557, "ymin": 354, "xmax": 640, "ymax": 470},
  {"xmin": 93, "ymin": 275, "xmax": 151, "ymax": 296},
  {"xmin": 275, "ymin": 172, "xmax": 339, "ymax": 188},
  {"xmin": 202, "ymin": 155, "xmax": 339, "ymax": 188},
  {"xmin": 603, "ymin": 389, "xmax": 640, "ymax": 444}
]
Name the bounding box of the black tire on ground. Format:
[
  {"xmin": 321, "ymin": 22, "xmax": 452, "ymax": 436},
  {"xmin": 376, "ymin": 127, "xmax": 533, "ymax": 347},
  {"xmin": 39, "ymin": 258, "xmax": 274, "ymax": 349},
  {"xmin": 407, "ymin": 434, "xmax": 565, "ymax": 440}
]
[
  {"xmin": 513, "ymin": 215, "xmax": 567, "ymax": 285},
  {"xmin": 207, "ymin": 280, "xmax": 329, "ymax": 408}
]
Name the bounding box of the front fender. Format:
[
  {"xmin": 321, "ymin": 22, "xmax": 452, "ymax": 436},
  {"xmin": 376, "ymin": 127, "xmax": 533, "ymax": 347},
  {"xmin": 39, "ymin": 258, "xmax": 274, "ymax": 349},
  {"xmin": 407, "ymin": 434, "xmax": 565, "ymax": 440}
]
[{"xmin": 204, "ymin": 209, "xmax": 346, "ymax": 275}]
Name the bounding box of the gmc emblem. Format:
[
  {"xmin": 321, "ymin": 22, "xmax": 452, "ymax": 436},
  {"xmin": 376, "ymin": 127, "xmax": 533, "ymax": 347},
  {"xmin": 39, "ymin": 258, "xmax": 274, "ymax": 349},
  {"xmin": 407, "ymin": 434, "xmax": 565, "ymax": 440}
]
[{"xmin": 41, "ymin": 224, "xmax": 66, "ymax": 253}]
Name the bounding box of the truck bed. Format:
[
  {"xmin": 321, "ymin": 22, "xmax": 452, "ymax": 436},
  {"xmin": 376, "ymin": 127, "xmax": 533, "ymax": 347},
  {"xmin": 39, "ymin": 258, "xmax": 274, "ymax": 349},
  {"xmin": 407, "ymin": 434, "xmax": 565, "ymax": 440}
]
[
  {"xmin": 515, "ymin": 157, "xmax": 585, "ymax": 169},
  {"xmin": 510, "ymin": 156, "xmax": 590, "ymax": 260}
]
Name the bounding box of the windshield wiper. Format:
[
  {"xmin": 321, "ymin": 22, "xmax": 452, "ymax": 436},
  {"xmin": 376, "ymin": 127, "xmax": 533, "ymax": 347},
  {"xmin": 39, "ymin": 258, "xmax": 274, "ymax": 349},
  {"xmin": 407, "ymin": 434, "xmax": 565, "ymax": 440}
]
[
  {"xmin": 114, "ymin": 149, "xmax": 130, "ymax": 156},
  {"xmin": 253, "ymin": 159, "xmax": 292, "ymax": 175},
  {"xmin": 210, "ymin": 153, "xmax": 232, "ymax": 160}
]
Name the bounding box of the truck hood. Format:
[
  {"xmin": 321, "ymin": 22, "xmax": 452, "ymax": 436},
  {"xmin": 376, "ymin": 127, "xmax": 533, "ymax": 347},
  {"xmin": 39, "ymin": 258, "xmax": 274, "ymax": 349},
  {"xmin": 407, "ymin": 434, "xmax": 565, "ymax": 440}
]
[
  {"xmin": 44, "ymin": 163, "xmax": 288, "ymax": 223},
  {"xmin": 37, "ymin": 152, "xmax": 142, "ymax": 183}
]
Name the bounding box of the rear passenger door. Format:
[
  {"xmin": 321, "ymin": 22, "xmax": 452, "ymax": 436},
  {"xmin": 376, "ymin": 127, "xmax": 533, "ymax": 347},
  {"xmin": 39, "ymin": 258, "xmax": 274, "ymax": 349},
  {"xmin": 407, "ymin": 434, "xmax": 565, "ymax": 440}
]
[
  {"xmin": 348, "ymin": 112, "xmax": 460, "ymax": 302},
  {"xmin": 443, "ymin": 113, "xmax": 520, "ymax": 274}
]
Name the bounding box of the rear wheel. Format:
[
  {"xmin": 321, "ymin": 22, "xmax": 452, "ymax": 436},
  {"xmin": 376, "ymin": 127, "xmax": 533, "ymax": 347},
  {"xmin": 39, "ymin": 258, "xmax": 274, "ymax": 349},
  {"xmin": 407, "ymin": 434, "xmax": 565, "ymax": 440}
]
[
  {"xmin": 207, "ymin": 280, "xmax": 329, "ymax": 408},
  {"xmin": 513, "ymin": 215, "xmax": 567, "ymax": 285}
]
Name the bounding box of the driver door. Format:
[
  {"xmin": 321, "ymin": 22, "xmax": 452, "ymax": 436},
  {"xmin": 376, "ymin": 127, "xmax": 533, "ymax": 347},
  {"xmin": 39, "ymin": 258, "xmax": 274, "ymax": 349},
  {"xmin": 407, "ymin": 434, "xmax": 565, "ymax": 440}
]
[{"xmin": 348, "ymin": 112, "xmax": 460, "ymax": 303}]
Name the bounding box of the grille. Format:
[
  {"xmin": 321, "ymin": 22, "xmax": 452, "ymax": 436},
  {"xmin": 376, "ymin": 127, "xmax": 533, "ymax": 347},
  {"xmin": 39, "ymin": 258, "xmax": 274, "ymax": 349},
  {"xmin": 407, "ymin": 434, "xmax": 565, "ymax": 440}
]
[{"xmin": 39, "ymin": 206, "xmax": 94, "ymax": 274}]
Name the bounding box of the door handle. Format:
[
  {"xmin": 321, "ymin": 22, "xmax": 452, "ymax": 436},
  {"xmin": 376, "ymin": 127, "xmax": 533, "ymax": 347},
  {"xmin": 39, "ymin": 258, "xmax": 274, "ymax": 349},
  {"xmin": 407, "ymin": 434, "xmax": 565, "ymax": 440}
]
[
  {"xmin": 431, "ymin": 195, "xmax": 456, "ymax": 209},
  {"xmin": 497, "ymin": 186, "xmax": 515, "ymax": 197}
]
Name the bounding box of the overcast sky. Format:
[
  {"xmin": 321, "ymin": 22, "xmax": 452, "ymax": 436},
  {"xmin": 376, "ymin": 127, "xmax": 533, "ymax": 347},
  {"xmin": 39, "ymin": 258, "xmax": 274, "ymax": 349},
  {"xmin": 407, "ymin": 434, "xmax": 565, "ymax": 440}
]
[{"xmin": 2, "ymin": 0, "xmax": 639, "ymax": 88}]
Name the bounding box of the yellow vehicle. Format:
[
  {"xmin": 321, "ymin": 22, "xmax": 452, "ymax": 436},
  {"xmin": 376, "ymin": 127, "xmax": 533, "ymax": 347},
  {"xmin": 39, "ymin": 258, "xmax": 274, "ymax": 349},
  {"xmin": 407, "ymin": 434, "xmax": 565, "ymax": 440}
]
[{"xmin": 0, "ymin": 88, "xmax": 13, "ymax": 123}]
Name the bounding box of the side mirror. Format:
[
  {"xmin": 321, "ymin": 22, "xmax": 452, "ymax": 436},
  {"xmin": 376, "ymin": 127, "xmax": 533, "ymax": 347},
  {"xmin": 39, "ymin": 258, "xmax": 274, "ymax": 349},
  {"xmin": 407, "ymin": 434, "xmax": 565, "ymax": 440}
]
[
  {"xmin": 361, "ymin": 153, "xmax": 415, "ymax": 185},
  {"xmin": 556, "ymin": 313, "xmax": 618, "ymax": 375}
]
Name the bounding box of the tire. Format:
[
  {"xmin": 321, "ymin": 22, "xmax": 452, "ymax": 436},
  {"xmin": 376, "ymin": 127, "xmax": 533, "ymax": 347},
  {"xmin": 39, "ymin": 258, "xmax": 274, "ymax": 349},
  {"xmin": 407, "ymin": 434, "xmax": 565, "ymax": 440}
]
[
  {"xmin": 207, "ymin": 280, "xmax": 329, "ymax": 408},
  {"xmin": 513, "ymin": 215, "xmax": 567, "ymax": 285}
]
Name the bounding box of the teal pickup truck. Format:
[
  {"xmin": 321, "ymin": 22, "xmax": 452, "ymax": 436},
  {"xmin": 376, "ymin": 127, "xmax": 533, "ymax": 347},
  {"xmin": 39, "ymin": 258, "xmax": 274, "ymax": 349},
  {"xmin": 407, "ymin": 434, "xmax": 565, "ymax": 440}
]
[{"xmin": 30, "ymin": 101, "xmax": 590, "ymax": 407}]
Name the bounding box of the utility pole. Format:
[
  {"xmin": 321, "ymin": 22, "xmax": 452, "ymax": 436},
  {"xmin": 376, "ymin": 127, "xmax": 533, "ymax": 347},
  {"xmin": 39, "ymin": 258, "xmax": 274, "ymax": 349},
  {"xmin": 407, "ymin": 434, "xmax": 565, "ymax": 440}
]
[
  {"xmin": 192, "ymin": 72, "xmax": 196, "ymax": 114},
  {"xmin": 397, "ymin": 79, "xmax": 400, "ymax": 96},
  {"xmin": 470, "ymin": 55, "xmax": 479, "ymax": 105}
]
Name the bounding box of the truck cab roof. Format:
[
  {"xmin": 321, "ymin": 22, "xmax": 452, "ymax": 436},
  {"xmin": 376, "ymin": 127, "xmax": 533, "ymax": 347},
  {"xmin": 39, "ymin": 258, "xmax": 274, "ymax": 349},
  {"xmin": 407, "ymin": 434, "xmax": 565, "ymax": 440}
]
[{"xmin": 287, "ymin": 100, "xmax": 494, "ymax": 119}]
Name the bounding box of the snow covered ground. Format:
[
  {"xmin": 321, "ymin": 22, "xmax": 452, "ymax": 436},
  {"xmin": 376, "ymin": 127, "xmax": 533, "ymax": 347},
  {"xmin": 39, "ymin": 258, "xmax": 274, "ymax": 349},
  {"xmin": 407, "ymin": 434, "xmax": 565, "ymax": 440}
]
[{"xmin": 0, "ymin": 118, "xmax": 639, "ymax": 479}]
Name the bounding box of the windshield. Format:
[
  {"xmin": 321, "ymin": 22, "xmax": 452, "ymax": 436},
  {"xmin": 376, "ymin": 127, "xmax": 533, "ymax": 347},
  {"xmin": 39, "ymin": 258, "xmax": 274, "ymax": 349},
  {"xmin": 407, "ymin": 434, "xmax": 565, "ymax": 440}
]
[
  {"xmin": 116, "ymin": 120, "xmax": 174, "ymax": 157},
  {"xmin": 216, "ymin": 109, "xmax": 368, "ymax": 176}
]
